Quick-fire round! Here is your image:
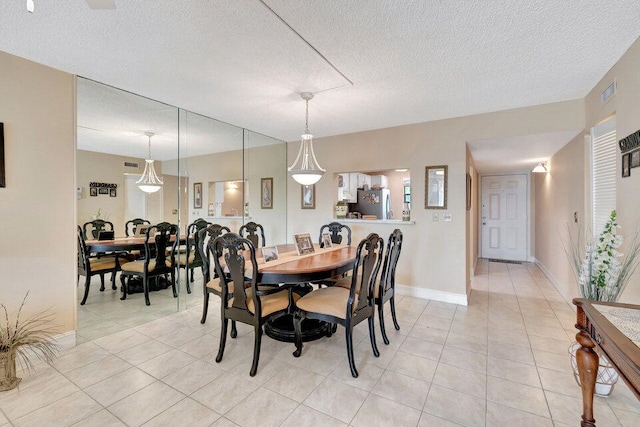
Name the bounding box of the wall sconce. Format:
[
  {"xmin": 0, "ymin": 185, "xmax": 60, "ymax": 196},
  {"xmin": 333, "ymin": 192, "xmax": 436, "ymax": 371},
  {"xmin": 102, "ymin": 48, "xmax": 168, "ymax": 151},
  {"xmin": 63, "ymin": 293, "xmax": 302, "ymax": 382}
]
[{"xmin": 532, "ymin": 161, "xmax": 549, "ymax": 173}]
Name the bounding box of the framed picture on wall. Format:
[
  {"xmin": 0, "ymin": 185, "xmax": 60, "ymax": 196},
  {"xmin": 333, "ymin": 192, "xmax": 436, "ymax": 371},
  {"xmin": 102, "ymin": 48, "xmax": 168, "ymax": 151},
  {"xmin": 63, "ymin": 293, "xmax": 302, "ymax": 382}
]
[
  {"xmin": 90, "ymin": 187, "xmax": 97, "ymax": 197},
  {"xmin": 622, "ymin": 153, "xmax": 631, "ymax": 178},
  {"xmin": 109, "ymin": 188, "xmax": 117, "ymax": 197},
  {"xmin": 466, "ymin": 173, "xmax": 472, "ymax": 211},
  {"xmin": 98, "ymin": 187, "xmax": 109, "ymax": 195},
  {"xmin": 194, "ymin": 182, "xmax": 202, "ymax": 208},
  {"xmin": 0, "ymin": 123, "xmax": 5, "ymax": 188},
  {"xmin": 631, "ymin": 150, "xmax": 640, "ymax": 168},
  {"xmin": 301, "ymin": 184, "xmax": 315, "ymax": 209},
  {"xmin": 261, "ymin": 178, "xmax": 273, "ymax": 209}
]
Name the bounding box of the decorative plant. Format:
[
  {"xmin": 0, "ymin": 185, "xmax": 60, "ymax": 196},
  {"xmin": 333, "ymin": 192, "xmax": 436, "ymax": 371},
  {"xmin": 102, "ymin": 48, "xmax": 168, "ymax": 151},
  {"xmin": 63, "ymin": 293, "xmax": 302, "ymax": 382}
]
[
  {"xmin": 566, "ymin": 210, "xmax": 640, "ymax": 302},
  {"xmin": 0, "ymin": 293, "xmax": 59, "ymax": 391}
]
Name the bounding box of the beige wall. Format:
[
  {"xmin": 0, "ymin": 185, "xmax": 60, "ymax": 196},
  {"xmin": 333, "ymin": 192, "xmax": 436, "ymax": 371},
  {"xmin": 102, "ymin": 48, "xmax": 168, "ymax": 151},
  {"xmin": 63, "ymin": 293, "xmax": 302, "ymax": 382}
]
[
  {"xmin": 287, "ymin": 99, "xmax": 584, "ymax": 303},
  {"xmin": 0, "ymin": 52, "xmax": 76, "ymax": 341},
  {"xmin": 465, "ymin": 147, "xmax": 479, "ymax": 293}
]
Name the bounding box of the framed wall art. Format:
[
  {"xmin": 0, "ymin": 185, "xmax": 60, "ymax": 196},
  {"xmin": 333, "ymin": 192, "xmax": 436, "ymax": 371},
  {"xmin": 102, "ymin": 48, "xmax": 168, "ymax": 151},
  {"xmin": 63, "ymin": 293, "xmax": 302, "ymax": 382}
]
[
  {"xmin": 194, "ymin": 182, "xmax": 202, "ymax": 208},
  {"xmin": 425, "ymin": 165, "xmax": 448, "ymax": 209},
  {"xmin": 622, "ymin": 153, "xmax": 631, "ymax": 178},
  {"xmin": 261, "ymin": 178, "xmax": 273, "ymax": 209},
  {"xmin": 631, "ymin": 150, "xmax": 640, "ymax": 168},
  {"xmin": 301, "ymin": 184, "xmax": 315, "ymax": 209},
  {"xmin": 0, "ymin": 123, "xmax": 5, "ymax": 188}
]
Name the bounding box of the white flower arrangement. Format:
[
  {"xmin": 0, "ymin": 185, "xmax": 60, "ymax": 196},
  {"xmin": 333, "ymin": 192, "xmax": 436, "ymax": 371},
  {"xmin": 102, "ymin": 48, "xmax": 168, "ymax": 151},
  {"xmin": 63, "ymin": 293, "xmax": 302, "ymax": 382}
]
[{"xmin": 567, "ymin": 210, "xmax": 640, "ymax": 302}]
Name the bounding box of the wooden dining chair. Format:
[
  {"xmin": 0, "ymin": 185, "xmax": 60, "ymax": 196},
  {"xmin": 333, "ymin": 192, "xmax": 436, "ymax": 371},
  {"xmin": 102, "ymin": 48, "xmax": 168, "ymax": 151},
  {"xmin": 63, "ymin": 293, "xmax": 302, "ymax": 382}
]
[
  {"xmin": 173, "ymin": 218, "xmax": 211, "ymax": 293},
  {"xmin": 125, "ymin": 218, "xmax": 150, "ymax": 237},
  {"xmin": 318, "ymin": 222, "xmax": 352, "ymax": 247},
  {"xmin": 119, "ymin": 222, "xmax": 178, "ymax": 306},
  {"xmin": 213, "ymin": 233, "xmax": 298, "ymax": 376},
  {"xmin": 239, "ymin": 221, "xmax": 266, "ymax": 247},
  {"xmin": 77, "ymin": 226, "xmax": 123, "ymax": 305},
  {"xmin": 375, "ymin": 229, "xmax": 403, "ymax": 344},
  {"xmin": 82, "ymin": 219, "xmax": 114, "ymax": 240},
  {"xmin": 293, "ymin": 233, "xmax": 383, "ymax": 378},
  {"xmin": 198, "ymin": 224, "xmax": 233, "ymax": 325}
]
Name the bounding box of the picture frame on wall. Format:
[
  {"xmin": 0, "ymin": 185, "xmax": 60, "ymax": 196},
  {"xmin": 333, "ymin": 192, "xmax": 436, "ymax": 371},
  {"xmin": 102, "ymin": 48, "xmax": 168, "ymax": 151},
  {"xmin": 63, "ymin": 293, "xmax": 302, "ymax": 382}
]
[
  {"xmin": 0, "ymin": 123, "xmax": 5, "ymax": 188},
  {"xmin": 631, "ymin": 150, "xmax": 640, "ymax": 168},
  {"xmin": 98, "ymin": 187, "xmax": 109, "ymax": 195},
  {"xmin": 90, "ymin": 187, "xmax": 98, "ymax": 197},
  {"xmin": 194, "ymin": 182, "xmax": 202, "ymax": 208},
  {"xmin": 466, "ymin": 173, "xmax": 472, "ymax": 211},
  {"xmin": 301, "ymin": 184, "xmax": 315, "ymax": 209},
  {"xmin": 109, "ymin": 188, "xmax": 117, "ymax": 197},
  {"xmin": 261, "ymin": 177, "xmax": 273, "ymax": 209},
  {"xmin": 622, "ymin": 153, "xmax": 631, "ymax": 178}
]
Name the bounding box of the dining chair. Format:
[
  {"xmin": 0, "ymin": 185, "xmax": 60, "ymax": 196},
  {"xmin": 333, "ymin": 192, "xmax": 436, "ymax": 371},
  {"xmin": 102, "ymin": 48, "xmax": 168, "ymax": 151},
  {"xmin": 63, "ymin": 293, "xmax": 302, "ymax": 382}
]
[
  {"xmin": 198, "ymin": 224, "xmax": 232, "ymax": 325},
  {"xmin": 375, "ymin": 229, "xmax": 403, "ymax": 344},
  {"xmin": 293, "ymin": 233, "xmax": 383, "ymax": 378},
  {"xmin": 125, "ymin": 218, "xmax": 151, "ymax": 237},
  {"xmin": 77, "ymin": 226, "xmax": 123, "ymax": 305},
  {"xmin": 239, "ymin": 221, "xmax": 266, "ymax": 247},
  {"xmin": 82, "ymin": 219, "xmax": 114, "ymax": 240},
  {"xmin": 119, "ymin": 222, "xmax": 178, "ymax": 306},
  {"xmin": 213, "ymin": 233, "xmax": 298, "ymax": 376},
  {"xmin": 173, "ymin": 218, "xmax": 211, "ymax": 293},
  {"xmin": 318, "ymin": 222, "xmax": 352, "ymax": 247}
]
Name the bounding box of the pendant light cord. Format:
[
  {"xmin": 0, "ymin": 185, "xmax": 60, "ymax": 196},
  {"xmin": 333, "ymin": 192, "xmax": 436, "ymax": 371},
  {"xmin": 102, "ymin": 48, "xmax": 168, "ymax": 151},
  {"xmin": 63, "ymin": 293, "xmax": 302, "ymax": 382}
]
[{"xmin": 305, "ymin": 99, "xmax": 310, "ymax": 134}]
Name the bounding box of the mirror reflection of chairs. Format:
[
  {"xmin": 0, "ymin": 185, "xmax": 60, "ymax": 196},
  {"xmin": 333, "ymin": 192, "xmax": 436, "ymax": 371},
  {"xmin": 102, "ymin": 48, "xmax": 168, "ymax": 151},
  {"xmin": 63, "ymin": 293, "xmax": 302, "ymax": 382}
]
[
  {"xmin": 239, "ymin": 221, "xmax": 266, "ymax": 247},
  {"xmin": 173, "ymin": 219, "xmax": 211, "ymax": 294},
  {"xmin": 119, "ymin": 222, "xmax": 178, "ymax": 306},
  {"xmin": 375, "ymin": 229, "xmax": 403, "ymax": 344},
  {"xmin": 293, "ymin": 233, "xmax": 383, "ymax": 378},
  {"xmin": 213, "ymin": 233, "xmax": 299, "ymax": 376},
  {"xmin": 125, "ymin": 218, "xmax": 151, "ymax": 237},
  {"xmin": 82, "ymin": 219, "xmax": 114, "ymax": 240},
  {"xmin": 77, "ymin": 226, "xmax": 124, "ymax": 305}
]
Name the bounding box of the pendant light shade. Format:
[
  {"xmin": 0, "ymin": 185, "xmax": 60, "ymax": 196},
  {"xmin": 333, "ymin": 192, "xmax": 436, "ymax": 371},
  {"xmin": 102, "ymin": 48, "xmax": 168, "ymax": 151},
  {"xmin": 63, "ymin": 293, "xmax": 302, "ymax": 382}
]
[
  {"xmin": 288, "ymin": 92, "xmax": 325, "ymax": 185},
  {"xmin": 532, "ymin": 161, "xmax": 548, "ymax": 173},
  {"xmin": 137, "ymin": 132, "xmax": 163, "ymax": 193}
]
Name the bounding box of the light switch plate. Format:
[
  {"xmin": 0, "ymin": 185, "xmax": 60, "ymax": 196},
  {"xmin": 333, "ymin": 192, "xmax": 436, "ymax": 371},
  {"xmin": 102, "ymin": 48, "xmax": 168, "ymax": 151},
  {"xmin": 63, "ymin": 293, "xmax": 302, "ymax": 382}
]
[
  {"xmin": 443, "ymin": 213, "xmax": 452, "ymax": 222},
  {"xmin": 432, "ymin": 213, "xmax": 439, "ymax": 222}
]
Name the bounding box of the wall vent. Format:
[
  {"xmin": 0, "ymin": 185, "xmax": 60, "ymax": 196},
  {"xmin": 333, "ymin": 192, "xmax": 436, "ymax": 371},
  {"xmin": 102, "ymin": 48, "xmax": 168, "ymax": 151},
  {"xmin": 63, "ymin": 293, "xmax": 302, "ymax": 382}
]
[
  {"xmin": 601, "ymin": 80, "xmax": 616, "ymax": 104},
  {"xmin": 124, "ymin": 161, "xmax": 139, "ymax": 168}
]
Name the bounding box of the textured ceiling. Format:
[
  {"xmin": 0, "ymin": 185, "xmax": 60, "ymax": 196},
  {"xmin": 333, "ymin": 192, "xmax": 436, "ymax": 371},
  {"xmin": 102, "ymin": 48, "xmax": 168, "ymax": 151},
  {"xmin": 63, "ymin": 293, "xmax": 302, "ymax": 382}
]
[{"xmin": 1, "ymin": 1, "xmax": 639, "ymax": 169}]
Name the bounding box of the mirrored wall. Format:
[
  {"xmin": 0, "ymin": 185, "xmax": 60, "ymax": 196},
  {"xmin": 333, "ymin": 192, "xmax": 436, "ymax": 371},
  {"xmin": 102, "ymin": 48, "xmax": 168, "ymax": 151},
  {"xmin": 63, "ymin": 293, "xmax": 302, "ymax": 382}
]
[{"xmin": 76, "ymin": 78, "xmax": 287, "ymax": 337}]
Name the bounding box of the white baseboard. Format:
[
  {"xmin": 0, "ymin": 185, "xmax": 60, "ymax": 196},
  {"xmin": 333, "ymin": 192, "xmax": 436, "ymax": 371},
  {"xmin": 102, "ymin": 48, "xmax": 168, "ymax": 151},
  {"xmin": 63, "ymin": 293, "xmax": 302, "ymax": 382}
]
[
  {"xmin": 535, "ymin": 260, "xmax": 574, "ymax": 305},
  {"xmin": 53, "ymin": 330, "xmax": 77, "ymax": 351},
  {"xmin": 396, "ymin": 284, "xmax": 468, "ymax": 306}
]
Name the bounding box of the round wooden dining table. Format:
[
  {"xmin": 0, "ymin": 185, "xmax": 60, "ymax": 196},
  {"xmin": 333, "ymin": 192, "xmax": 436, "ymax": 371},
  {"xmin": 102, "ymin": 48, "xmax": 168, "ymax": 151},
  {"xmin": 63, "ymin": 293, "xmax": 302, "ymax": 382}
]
[
  {"xmin": 85, "ymin": 235, "xmax": 186, "ymax": 253},
  {"xmin": 255, "ymin": 244, "xmax": 358, "ymax": 342}
]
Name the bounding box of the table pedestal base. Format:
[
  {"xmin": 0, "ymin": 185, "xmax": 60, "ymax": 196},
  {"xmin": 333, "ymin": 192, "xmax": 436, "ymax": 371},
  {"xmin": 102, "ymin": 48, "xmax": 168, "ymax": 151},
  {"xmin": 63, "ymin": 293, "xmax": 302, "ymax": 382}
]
[
  {"xmin": 265, "ymin": 316, "xmax": 328, "ymax": 343},
  {"xmin": 123, "ymin": 277, "xmax": 172, "ymax": 294}
]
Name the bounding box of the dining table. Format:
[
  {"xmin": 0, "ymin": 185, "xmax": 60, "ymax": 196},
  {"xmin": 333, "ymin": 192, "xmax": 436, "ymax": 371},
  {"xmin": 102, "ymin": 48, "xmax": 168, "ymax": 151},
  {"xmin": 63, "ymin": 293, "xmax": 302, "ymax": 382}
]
[{"xmin": 254, "ymin": 243, "xmax": 358, "ymax": 342}]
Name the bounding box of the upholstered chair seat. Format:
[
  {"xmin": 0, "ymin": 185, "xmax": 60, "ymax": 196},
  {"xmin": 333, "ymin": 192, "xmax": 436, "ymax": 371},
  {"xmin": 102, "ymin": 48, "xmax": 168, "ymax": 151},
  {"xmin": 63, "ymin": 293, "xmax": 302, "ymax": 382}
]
[{"xmin": 295, "ymin": 286, "xmax": 352, "ymax": 319}]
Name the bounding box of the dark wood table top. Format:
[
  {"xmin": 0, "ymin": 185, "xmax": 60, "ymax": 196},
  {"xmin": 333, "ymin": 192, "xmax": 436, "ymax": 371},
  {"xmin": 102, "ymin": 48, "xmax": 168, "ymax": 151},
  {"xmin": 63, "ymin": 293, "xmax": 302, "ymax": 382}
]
[
  {"xmin": 257, "ymin": 246, "xmax": 357, "ymax": 284},
  {"xmin": 86, "ymin": 235, "xmax": 185, "ymax": 252}
]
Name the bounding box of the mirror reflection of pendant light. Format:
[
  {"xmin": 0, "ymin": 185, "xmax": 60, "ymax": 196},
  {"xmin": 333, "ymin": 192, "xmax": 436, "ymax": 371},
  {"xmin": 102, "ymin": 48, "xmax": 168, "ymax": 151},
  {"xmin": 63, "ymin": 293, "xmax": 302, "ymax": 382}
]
[
  {"xmin": 137, "ymin": 132, "xmax": 163, "ymax": 193},
  {"xmin": 288, "ymin": 92, "xmax": 325, "ymax": 185},
  {"xmin": 532, "ymin": 161, "xmax": 548, "ymax": 173}
]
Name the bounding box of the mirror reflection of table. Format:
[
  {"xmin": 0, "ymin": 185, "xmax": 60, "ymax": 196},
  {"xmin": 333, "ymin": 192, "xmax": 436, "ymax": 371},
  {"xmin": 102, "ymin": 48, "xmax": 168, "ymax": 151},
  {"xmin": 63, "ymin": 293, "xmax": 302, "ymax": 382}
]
[
  {"xmin": 256, "ymin": 244, "xmax": 357, "ymax": 342},
  {"xmin": 573, "ymin": 298, "xmax": 640, "ymax": 427}
]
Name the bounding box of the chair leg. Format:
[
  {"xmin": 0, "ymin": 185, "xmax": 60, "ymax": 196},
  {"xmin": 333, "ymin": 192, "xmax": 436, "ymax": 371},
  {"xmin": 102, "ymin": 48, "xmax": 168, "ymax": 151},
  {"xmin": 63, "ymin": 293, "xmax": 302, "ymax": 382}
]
[
  {"xmin": 200, "ymin": 292, "xmax": 210, "ymax": 324},
  {"xmin": 99, "ymin": 273, "xmax": 105, "ymax": 292},
  {"xmin": 110, "ymin": 270, "xmax": 117, "ymax": 291},
  {"xmin": 368, "ymin": 316, "xmax": 380, "ymax": 357},
  {"xmin": 230, "ymin": 321, "xmax": 238, "ymax": 338},
  {"xmin": 170, "ymin": 271, "xmax": 177, "ymax": 298},
  {"xmin": 186, "ymin": 268, "xmax": 192, "ymax": 294},
  {"xmin": 216, "ymin": 317, "xmax": 228, "ymax": 363},
  {"xmin": 390, "ymin": 296, "xmax": 400, "ymax": 330},
  {"xmin": 378, "ymin": 300, "xmax": 389, "ymax": 345},
  {"xmin": 292, "ymin": 312, "xmax": 303, "ymax": 357},
  {"xmin": 249, "ymin": 325, "xmax": 262, "ymax": 376},
  {"xmin": 346, "ymin": 327, "xmax": 358, "ymax": 378},
  {"xmin": 120, "ymin": 274, "xmax": 128, "ymax": 300},
  {"xmin": 80, "ymin": 275, "xmax": 91, "ymax": 305},
  {"xmin": 190, "ymin": 267, "xmax": 195, "ymax": 283},
  {"xmin": 143, "ymin": 276, "xmax": 151, "ymax": 306}
]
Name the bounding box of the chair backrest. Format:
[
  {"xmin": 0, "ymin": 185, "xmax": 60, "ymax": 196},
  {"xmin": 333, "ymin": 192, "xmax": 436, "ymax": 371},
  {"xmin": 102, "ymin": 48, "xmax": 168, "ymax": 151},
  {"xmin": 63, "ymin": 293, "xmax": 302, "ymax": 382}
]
[
  {"xmin": 198, "ymin": 224, "xmax": 231, "ymax": 282},
  {"xmin": 125, "ymin": 218, "xmax": 151, "ymax": 237},
  {"xmin": 144, "ymin": 222, "xmax": 178, "ymax": 268},
  {"xmin": 319, "ymin": 222, "xmax": 352, "ymax": 246},
  {"xmin": 378, "ymin": 229, "xmax": 403, "ymax": 297},
  {"xmin": 346, "ymin": 233, "xmax": 384, "ymax": 315},
  {"xmin": 239, "ymin": 222, "xmax": 266, "ymax": 247},
  {"xmin": 82, "ymin": 220, "xmax": 114, "ymax": 239},
  {"xmin": 76, "ymin": 225, "xmax": 89, "ymax": 275},
  {"xmin": 212, "ymin": 233, "xmax": 262, "ymax": 316},
  {"xmin": 185, "ymin": 219, "xmax": 212, "ymax": 265}
]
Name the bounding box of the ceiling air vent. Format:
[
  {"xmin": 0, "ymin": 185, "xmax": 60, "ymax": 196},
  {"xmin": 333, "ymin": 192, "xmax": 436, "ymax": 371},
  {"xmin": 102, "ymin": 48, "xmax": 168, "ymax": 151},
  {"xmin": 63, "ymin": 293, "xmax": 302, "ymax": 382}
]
[
  {"xmin": 124, "ymin": 162, "xmax": 139, "ymax": 168},
  {"xmin": 601, "ymin": 80, "xmax": 616, "ymax": 104}
]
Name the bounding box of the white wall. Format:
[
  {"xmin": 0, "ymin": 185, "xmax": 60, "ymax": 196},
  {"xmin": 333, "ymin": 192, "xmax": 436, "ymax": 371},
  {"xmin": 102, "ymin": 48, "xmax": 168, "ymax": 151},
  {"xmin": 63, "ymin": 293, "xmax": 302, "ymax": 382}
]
[{"xmin": 0, "ymin": 52, "xmax": 76, "ymax": 341}]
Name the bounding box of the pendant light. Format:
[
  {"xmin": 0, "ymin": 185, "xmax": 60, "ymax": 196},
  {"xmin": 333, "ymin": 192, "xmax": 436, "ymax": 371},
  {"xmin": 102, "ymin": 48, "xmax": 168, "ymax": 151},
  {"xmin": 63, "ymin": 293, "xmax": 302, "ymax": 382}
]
[
  {"xmin": 288, "ymin": 92, "xmax": 325, "ymax": 185},
  {"xmin": 532, "ymin": 161, "xmax": 548, "ymax": 173},
  {"xmin": 136, "ymin": 132, "xmax": 163, "ymax": 193}
]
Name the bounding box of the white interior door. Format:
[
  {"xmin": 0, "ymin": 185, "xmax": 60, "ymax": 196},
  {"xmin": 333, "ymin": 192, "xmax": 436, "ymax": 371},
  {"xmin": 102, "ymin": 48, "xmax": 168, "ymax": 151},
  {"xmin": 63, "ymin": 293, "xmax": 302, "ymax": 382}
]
[{"xmin": 481, "ymin": 174, "xmax": 528, "ymax": 261}]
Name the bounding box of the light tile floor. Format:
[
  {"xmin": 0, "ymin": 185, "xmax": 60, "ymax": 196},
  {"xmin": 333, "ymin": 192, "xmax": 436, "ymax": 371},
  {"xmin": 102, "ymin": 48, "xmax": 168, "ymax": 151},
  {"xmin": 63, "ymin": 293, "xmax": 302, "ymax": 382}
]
[{"xmin": 3, "ymin": 260, "xmax": 640, "ymax": 426}]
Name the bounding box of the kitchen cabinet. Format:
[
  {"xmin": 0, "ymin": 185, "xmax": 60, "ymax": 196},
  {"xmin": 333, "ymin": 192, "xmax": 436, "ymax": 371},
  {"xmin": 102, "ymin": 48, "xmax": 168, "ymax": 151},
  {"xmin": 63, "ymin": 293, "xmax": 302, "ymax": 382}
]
[{"xmin": 370, "ymin": 175, "xmax": 388, "ymax": 189}]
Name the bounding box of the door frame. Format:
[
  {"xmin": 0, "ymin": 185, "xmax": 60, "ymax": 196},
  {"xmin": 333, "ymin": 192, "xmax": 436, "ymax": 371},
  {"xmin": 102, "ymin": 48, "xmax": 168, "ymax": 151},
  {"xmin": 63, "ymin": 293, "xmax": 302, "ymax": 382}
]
[{"xmin": 478, "ymin": 172, "xmax": 533, "ymax": 262}]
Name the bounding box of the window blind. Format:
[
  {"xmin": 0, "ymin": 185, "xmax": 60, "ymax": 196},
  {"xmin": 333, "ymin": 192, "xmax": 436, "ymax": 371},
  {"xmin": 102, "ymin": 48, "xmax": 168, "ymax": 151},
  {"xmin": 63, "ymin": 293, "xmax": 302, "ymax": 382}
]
[{"xmin": 591, "ymin": 117, "xmax": 616, "ymax": 234}]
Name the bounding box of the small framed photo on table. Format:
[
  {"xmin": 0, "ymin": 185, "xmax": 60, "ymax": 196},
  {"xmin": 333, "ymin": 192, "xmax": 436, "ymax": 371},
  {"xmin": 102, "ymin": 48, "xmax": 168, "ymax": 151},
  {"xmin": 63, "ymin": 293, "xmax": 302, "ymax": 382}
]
[
  {"xmin": 321, "ymin": 233, "xmax": 332, "ymax": 248},
  {"xmin": 294, "ymin": 233, "xmax": 315, "ymax": 255},
  {"xmin": 262, "ymin": 246, "xmax": 279, "ymax": 262}
]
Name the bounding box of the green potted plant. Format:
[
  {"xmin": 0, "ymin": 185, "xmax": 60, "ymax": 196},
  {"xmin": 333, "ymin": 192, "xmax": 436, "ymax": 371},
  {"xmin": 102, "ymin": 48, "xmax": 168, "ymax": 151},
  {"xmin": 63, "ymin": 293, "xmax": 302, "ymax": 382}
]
[
  {"xmin": 1, "ymin": 293, "xmax": 59, "ymax": 391},
  {"xmin": 335, "ymin": 200, "xmax": 348, "ymax": 219},
  {"xmin": 565, "ymin": 210, "xmax": 640, "ymax": 395}
]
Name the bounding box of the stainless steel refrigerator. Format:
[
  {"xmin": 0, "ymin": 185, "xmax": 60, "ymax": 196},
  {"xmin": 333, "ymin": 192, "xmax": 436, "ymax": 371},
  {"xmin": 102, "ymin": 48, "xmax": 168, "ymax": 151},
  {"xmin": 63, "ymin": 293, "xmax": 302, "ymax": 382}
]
[{"xmin": 356, "ymin": 189, "xmax": 392, "ymax": 220}]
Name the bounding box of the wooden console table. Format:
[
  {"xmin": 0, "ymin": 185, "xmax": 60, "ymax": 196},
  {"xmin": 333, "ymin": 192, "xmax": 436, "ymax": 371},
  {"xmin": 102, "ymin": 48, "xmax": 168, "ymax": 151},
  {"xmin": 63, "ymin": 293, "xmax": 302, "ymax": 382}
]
[{"xmin": 573, "ymin": 298, "xmax": 640, "ymax": 426}]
